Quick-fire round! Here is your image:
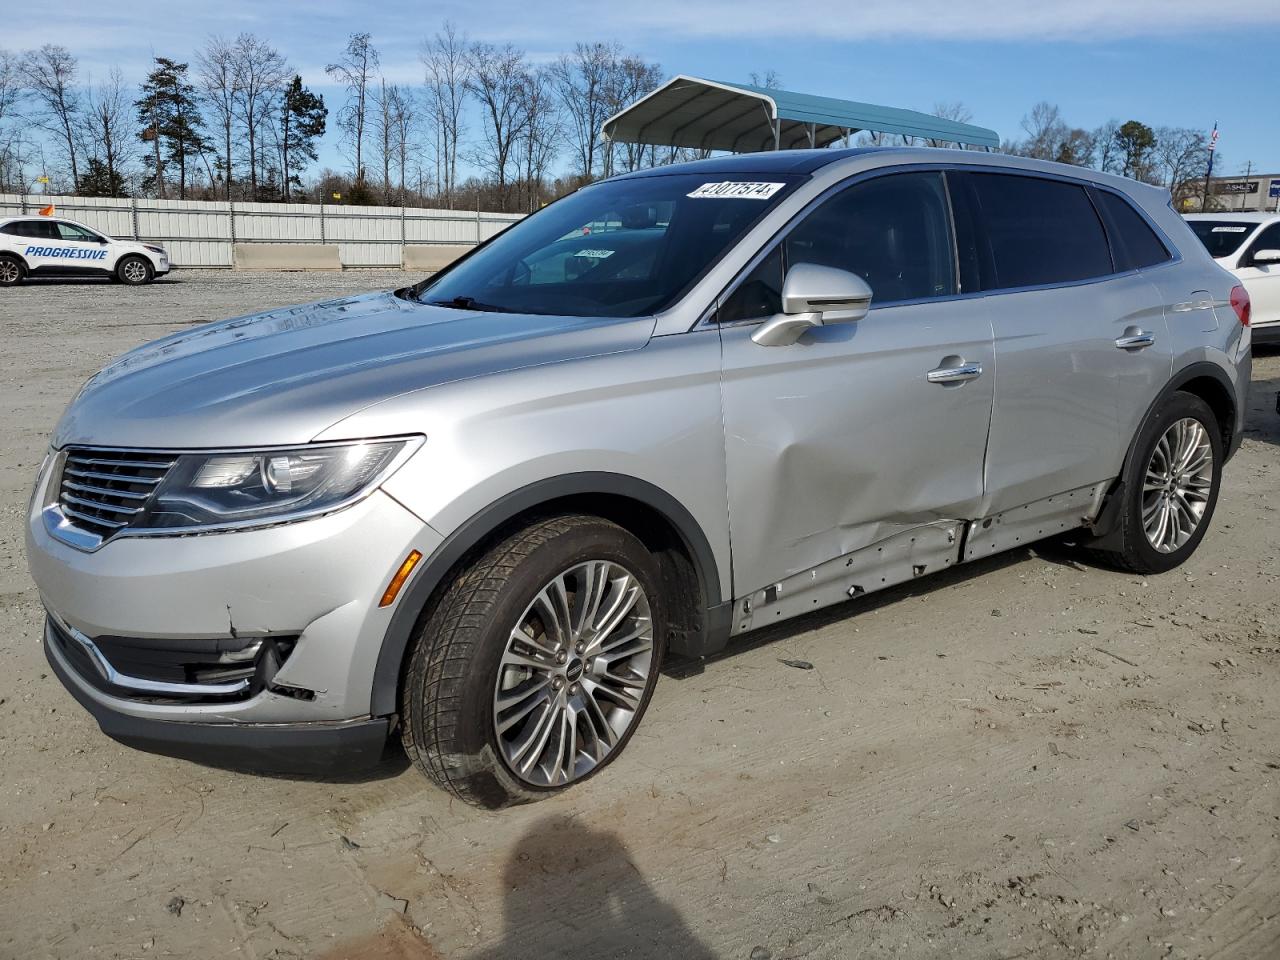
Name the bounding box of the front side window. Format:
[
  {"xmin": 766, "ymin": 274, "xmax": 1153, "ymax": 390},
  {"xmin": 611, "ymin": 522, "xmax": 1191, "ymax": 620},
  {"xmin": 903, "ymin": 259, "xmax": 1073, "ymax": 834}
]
[
  {"xmin": 1245, "ymin": 223, "xmax": 1280, "ymax": 263},
  {"xmin": 418, "ymin": 173, "xmax": 801, "ymax": 318},
  {"xmin": 1188, "ymin": 220, "xmax": 1259, "ymax": 259},
  {"xmin": 56, "ymin": 222, "xmax": 100, "ymax": 242},
  {"xmin": 963, "ymin": 173, "xmax": 1113, "ymax": 289},
  {"xmin": 717, "ymin": 171, "xmax": 956, "ymax": 323}
]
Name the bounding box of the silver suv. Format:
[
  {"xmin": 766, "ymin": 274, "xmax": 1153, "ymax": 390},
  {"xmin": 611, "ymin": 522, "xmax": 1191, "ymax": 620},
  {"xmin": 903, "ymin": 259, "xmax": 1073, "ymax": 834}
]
[{"xmin": 26, "ymin": 148, "xmax": 1251, "ymax": 807}]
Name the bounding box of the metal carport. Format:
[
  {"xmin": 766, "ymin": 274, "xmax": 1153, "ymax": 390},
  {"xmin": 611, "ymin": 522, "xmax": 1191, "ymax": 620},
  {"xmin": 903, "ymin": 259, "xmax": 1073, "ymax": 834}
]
[{"xmin": 601, "ymin": 75, "xmax": 1000, "ymax": 153}]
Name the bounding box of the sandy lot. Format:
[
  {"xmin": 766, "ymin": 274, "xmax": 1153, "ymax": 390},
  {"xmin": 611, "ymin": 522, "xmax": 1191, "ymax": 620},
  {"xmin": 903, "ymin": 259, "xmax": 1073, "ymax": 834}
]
[{"xmin": 1, "ymin": 271, "xmax": 1278, "ymax": 960}]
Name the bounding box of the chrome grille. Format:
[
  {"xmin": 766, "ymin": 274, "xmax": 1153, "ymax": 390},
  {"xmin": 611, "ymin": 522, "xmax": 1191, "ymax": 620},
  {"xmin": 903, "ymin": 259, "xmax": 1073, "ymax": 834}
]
[{"xmin": 57, "ymin": 449, "xmax": 176, "ymax": 541}]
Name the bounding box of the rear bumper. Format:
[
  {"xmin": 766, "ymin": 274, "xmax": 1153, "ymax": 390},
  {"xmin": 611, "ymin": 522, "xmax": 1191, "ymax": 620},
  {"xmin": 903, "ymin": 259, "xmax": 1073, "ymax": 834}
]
[
  {"xmin": 45, "ymin": 619, "xmax": 391, "ymax": 775},
  {"xmin": 1251, "ymin": 323, "xmax": 1280, "ymax": 345}
]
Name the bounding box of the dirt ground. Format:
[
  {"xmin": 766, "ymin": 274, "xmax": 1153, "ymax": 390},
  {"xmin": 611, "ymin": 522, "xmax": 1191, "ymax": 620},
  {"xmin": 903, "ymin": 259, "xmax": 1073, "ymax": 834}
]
[{"xmin": 1, "ymin": 270, "xmax": 1278, "ymax": 960}]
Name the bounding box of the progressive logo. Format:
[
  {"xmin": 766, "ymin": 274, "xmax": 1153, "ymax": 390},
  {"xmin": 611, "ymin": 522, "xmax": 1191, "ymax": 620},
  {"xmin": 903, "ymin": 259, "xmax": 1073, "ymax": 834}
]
[{"xmin": 24, "ymin": 246, "xmax": 109, "ymax": 260}]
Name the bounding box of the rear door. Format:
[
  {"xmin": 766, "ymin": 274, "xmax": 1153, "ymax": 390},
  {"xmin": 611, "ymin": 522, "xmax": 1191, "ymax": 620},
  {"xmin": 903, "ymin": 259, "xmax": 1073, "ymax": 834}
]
[
  {"xmin": 718, "ymin": 170, "xmax": 995, "ymax": 597},
  {"xmin": 951, "ymin": 171, "xmax": 1171, "ymax": 515}
]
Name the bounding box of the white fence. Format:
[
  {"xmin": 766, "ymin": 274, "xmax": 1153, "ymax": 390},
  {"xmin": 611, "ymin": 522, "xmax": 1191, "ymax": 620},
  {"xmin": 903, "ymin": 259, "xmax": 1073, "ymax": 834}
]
[{"xmin": 0, "ymin": 193, "xmax": 524, "ymax": 269}]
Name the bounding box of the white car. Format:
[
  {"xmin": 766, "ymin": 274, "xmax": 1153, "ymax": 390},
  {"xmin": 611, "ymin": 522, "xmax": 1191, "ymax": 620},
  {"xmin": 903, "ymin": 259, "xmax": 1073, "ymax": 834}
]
[
  {"xmin": 0, "ymin": 216, "xmax": 170, "ymax": 287},
  {"xmin": 1186, "ymin": 212, "xmax": 1280, "ymax": 344}
]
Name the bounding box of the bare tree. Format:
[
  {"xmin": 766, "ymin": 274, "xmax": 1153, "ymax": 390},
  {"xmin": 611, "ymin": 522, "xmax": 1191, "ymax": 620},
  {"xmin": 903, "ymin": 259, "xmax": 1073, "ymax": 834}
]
[
  {"xmin": 326, "ymin": 32, "xmax": 380, "ymax": 187},
  {"xmin": 82, "ymin": 68, "xmax": 135, "ymax": 194},
  {"xmin": 747, "ymin": 69, "xmax": 783, "ymax": 88},
  {"xmin": 1155, "ymin": 127, "xmax": 1210, "ymax": 205},
  {"xmin": 468, "ymin": 42, "xmax": 529, "ymax": 207},
  {"xmin": 230, "ymin": 33, "xmax": 289, "ymax": 198},
  {"xmin": 602, "ymin": 54, "xmax": 662, "ymax": 175},
  {"xmin": 20, "ymin": 44, "xmax": 82, "ymax": 188},
  {"xmin": 196, "ymin": 36, "xmax": 238, "ymax": 198},
  {"xmin": 549, "ymin": 42, "xmax": 619, "ymax": 182},
  {"xmin": 0, "ymin": 50, "xmax": 25, "ymax": 190},
  {"xmin": 421, "ymin": 22, "xmax": 469, "ymax": 207},
  {"xmin": 372, "ymin": 79, "xmax": 412, "ymax": 203},
  {"xmin": 1089, "ymin": 119, "xmax": 1120, "ymax": 174},
  {"xmin": 515, "ymin": 67, "xmax": 560, "ymax": 211}
]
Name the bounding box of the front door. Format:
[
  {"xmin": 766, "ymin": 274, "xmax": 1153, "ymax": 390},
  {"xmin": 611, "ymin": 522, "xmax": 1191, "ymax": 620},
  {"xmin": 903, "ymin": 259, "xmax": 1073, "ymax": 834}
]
[
  {"xmin": 717, "ymin": 171, "xmax": 995, "ymax": 599},
  {"xmin": 1237, "ymin": 222, "xmax": 1280, "ymax": 328}
]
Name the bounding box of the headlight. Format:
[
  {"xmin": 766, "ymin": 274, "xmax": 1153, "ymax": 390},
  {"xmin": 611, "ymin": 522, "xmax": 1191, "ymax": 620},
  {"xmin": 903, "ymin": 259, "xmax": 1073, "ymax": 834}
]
[
  {"xmin": 144, "ymin": 244, "xmax": 166, "ymax": 255},
  {"xmin": 134, "ymin": 437, "xmax": 420, "ymax": 530}
]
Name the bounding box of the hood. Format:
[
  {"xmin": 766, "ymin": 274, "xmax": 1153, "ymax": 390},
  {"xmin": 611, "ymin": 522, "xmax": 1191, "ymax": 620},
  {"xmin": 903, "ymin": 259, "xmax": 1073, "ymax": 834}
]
[{"xmin": 53, "ymin": 291, "xmax": 655, "ymax": 449}]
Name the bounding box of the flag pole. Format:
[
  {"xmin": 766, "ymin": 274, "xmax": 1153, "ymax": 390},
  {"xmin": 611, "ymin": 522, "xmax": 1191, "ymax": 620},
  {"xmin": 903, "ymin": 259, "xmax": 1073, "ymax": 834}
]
[{"xmin": 1201, "ymin": 122, "xmax": 1218, "ymax": 212}]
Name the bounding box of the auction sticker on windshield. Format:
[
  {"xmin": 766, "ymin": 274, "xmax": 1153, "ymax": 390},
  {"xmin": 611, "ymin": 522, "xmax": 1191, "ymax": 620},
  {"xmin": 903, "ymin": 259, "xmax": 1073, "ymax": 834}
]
[
  {"xmin": 574, "ymin": 249, "xmax": 615, "ymax": 258},
  {"xmin": 687, "ymin": 181, "xmax": 786, "ymax": 200}
]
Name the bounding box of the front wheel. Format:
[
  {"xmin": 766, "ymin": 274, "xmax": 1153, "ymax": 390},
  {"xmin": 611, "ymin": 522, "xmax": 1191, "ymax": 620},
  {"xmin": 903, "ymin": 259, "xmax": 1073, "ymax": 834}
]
[
  {"xmin": 400, "ymin": 515, "xmax": 666, "ymax": 808},
  {"xmin": 116, "ymin": 255, "xmax": 153, "ymax": 285},
  {"xmin": 1095, "ymin": 391, "xmax": 1222, "ymax": 574}
]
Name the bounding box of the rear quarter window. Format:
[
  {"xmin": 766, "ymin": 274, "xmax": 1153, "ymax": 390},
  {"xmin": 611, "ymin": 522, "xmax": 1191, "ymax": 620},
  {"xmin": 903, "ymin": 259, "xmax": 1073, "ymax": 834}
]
[
  {"xmin": 963, "ymin": 173, "xmax": 1114, "ymax": 290},
  {"xmin": 1094, "ymin": 190, "xmax": 1172, "ymax": 270}
]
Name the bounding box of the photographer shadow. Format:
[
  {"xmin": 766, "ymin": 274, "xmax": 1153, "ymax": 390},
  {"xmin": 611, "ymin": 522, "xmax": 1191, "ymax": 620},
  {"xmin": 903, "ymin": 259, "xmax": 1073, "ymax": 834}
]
[{"xmin": 470, "ymin": 814, "xmax": 716, "ymax": 960}]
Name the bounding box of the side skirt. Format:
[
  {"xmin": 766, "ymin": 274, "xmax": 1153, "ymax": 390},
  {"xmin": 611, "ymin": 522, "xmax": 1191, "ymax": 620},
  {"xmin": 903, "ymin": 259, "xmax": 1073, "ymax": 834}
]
[
  {"xmin": 962, "ymin": 481, "xmax": 1110, "ymax": 562},
  {"xmin": 727, "ymin": 481, "xmax": 1111, "ymax": 638},
  {"xmin": 731, "ymin": 520, "xmax": 964, "ymax": 636}
]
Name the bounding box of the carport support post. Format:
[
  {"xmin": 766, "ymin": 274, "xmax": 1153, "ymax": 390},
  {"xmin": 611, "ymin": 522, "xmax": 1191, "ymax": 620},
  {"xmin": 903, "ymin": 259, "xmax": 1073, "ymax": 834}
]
[{"xmin": 772, "ymin": 117, "xmax": 780, "ymax": 150}]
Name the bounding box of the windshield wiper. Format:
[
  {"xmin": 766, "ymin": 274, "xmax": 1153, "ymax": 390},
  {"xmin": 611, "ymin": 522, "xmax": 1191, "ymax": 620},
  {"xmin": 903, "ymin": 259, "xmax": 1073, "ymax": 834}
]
[{"xmin": 426, "ymin": 295, "xmax": 514, "ymax": 313}]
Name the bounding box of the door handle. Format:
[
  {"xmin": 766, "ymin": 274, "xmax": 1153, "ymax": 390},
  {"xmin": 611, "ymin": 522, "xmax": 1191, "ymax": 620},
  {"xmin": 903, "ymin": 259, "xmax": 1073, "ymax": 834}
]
[
  {"xmin": 926, "ymin": 362, "xmax": 983, "ymax": 384},
  {"xmin": 1115, "ymin": 331, "xmax": 1156, "ymax": 350}
]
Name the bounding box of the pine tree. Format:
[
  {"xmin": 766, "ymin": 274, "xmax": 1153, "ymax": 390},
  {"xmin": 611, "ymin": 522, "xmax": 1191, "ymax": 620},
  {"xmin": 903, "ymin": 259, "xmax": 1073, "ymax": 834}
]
[
  {"xmin": 135, "ymin": 58, "xmax": 208, "ymax": 199},
  {"xmin": 279, "ymin": 76, "xmax": 326, "ymax": 201}
]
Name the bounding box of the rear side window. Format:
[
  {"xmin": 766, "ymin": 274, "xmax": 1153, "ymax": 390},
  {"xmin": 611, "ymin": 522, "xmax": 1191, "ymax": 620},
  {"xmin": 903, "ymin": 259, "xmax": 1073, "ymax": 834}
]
[
  {"xmin": 1094, "ymin": 191, "xmax": 1171, "ymax": 270},
  {"xmin": 13, "ymin": 220, "xmax": 58, "ymax": 240},
  {"xmin": 964, "ymin": 173, "xmax": 1113, "ymax": 289}
]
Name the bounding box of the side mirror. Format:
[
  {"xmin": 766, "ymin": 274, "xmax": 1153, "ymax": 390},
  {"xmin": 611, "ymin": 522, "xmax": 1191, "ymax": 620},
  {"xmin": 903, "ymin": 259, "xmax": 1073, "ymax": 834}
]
[
  {"xmin": 1251, "ymin": 248, "xmax": 1280, "ymax": 265},
  {"xmin": 752, "ymin": 263, "xmax": 873, "ymax": 346}
]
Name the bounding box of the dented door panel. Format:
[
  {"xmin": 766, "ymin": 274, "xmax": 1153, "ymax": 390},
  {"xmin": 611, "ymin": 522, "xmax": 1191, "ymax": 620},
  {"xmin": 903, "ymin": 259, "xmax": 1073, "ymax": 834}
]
[{"xmin": 719, "ymin": 298, "xmax": 995, "ymax": 600}]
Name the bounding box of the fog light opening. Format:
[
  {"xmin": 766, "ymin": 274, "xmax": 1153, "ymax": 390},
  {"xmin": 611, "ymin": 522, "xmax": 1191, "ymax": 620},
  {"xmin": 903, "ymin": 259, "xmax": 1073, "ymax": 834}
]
[{"xmin": 379, "ymin": 549, "xmax": 423, "ymax": 608}]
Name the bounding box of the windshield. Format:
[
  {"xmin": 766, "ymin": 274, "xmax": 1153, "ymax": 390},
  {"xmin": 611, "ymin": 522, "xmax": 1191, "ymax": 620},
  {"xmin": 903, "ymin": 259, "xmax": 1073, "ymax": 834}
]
[
  {"xmin": 1188, "ymin": 220, "xmax": 1259, "ymax": 259},
  {"xmin": 418, "ymin": 173, "xmax": 802, "ymax": 317}
]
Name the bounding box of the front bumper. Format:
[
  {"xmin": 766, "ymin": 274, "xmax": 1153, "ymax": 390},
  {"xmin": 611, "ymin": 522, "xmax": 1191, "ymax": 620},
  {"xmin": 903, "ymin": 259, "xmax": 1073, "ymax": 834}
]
[
  {"xmin": 44, "ymin": 622, "xmax": 392, "ymax": 773},
  {"xmin": 27, "ymin": 466, "xmax": 442, "ymax": 768}
]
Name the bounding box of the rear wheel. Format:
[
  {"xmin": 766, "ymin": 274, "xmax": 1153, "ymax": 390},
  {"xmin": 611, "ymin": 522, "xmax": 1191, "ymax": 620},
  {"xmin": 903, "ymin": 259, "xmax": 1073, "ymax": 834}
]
[
  {"xmin": 116, "ymin": 255, "xmax": 153, "ymax": 285},
  {"xmin": 0, "ymin": 256, "xmax": 24, "ymax": 286},
  {"xmin": 1094, "ymin": 391, "xmax": 1222, "ymax": 574},
  {"xmin": 400, "ymin": 515, "xmax": 666, "ymax": 808}
]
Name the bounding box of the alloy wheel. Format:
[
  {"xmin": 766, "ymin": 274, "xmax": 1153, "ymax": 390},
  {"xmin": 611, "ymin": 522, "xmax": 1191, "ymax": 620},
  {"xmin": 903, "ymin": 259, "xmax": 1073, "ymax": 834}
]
[
  {"xmin": 0, "ymin": 261, "xmax": 19, "ymax": 283},
  {"xmin": 1141, "ymin": 417, "xmax": 1213, "ymax": 553},
  {"xmin": 493, "ymin": 560, "xmax": 654, "ymax": 787},
  {"xmin": 122, "ymin": 259, "xmax": 148, "ymax": 283}
]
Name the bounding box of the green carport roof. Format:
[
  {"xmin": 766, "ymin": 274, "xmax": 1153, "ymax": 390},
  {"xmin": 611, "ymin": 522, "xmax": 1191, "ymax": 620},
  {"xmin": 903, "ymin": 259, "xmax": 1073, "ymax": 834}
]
[{"xmin": 601, "ymin": 75, "xmax": 1000, "ymax": 153}]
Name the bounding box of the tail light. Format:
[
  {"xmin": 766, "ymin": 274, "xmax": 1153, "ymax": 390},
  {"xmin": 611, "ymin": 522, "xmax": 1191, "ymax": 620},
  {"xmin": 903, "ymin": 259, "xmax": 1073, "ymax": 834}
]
[{"xmin": 1230, "ymin": 285, "xmax": 1251, "ymax": 326}]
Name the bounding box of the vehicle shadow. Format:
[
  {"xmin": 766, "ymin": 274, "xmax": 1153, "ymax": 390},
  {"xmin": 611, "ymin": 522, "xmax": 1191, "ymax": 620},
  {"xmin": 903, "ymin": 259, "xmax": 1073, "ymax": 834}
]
[
  {"xmin": 469, "ymin": 814, "xmax": 716, "ymax": 960},
  {"xmin": 1244, "ymin": 344, "xmax": 1280, "ymax": 449}
]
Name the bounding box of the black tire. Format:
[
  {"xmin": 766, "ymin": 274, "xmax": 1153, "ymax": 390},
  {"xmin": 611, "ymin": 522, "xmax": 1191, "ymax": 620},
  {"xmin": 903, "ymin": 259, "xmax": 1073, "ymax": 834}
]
[
  {"xmin": 1092, "ymin": 391, "xmax": 1222, "ymax": 574},
  {"xmin": 116, "ymin": 255, "xmax": 153, "ymax": 285},
  {"xmin": 0, "ymin": 256, "xmax": 25, "ymax": 287},
  {"xmin": 400, "ymin": 514, "xmax": 667, "ymax": 808}
]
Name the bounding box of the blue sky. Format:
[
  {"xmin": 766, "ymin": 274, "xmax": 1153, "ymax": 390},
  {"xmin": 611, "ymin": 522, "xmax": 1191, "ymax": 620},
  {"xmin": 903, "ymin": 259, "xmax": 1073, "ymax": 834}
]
[{"xmin": 10, "ymin": 0, "xmax": 1280, "ymax": 178}]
